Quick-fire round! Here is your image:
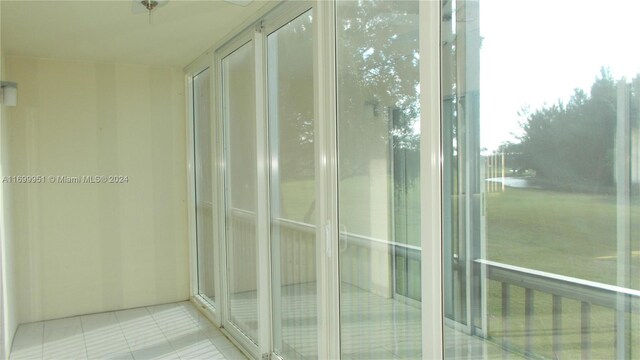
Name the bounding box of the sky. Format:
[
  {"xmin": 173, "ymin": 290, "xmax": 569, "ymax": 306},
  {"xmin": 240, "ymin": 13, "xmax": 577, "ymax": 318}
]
[{"xmin": 479, "ymin": 0, "xmax": 640, "ymax": 151}]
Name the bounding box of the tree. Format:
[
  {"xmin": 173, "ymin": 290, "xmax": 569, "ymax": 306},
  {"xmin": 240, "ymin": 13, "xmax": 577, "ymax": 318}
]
[
  {"xmin": 336, "ymin": 0, "xmax": 421, "ymax": 180},
  {"xmin": 511, "ymin": 68, "xmax": 639, "ymax": 192},
  {"xmin": 274, "ymin": 1, "xmax": 421, "ymax": 181},
  {"xmin": 271, "ymin": 2, "xmax": 422, "ymax": 222}
]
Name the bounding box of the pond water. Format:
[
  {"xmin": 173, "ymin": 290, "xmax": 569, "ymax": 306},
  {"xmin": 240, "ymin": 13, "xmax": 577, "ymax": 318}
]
[{"xmin": 485, "ymin": 177, "xmax": 544, "ymax": 189}]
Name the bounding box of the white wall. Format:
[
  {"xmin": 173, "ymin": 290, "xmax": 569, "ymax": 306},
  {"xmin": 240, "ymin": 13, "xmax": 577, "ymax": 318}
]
[
  {"xmin": 1, "ymin": 3, "xmax": 20, "ymax": 355},
  {"xmin": 0, "ymin": 59, "xmax": 17, "ymax": 358},
  {"xmin": 6, "ymin": 56, "xmax": 189, "ymax": 323}
]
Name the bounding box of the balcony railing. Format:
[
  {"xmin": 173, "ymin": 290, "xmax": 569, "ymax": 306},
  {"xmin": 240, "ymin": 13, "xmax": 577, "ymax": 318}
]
[
  {"xmin": 477, "ymin": 259, "xmax": 640, "ymax": 359},
  {"xmin": 228, "ymin": 209, "xmax": 640, "ymax": 358}
]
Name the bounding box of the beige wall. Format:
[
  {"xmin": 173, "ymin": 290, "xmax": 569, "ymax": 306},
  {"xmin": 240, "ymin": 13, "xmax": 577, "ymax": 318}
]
[
  {"xmin": 1, "ymin": 4, "xmax": 20, "ymax": 355},
  {"xmin": 6, "ymin": 56, "xmax": 189, "ymax": 323},
  {"xmin": 1, "ymin": 60, "xmax": 18, "ymax": 359}
]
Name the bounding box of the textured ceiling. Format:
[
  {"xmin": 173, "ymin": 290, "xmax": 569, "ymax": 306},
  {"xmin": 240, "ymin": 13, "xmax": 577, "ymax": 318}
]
[{"xmin": 1, "ymin": 0, "xmax": 273, "ymax": 68}]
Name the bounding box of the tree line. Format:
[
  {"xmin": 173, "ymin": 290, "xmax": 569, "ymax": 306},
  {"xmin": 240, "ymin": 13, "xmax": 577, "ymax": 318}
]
[{"xmin": 498, "ymin": 68, "xmax": 640, "ymax": 193}]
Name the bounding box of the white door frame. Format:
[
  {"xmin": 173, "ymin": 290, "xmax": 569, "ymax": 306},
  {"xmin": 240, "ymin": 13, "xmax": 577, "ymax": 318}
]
[
  {"xmin": 184, "ymin": 50, "xmax": 229, "ymax": 334},
  {"xmin": 313, "ymin": 0, "xmax": 340, "ymax": 358},
  {"xmin": 420, "ymin": 0, "xmax": 444, "ymax": 358}
]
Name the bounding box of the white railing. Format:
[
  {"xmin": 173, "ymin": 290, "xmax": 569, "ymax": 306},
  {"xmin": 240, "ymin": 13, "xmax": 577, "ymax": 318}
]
[
  {"xmin": 229, "ymin": 208, "xmax": 640, "ymax": 358},
  {"xmin": 477, "ymin": 259, "xmax": 640, "ymax": 359},
  {"xmin": 228, "ymin": 208, "xmax": 419, "ymax": 292}
]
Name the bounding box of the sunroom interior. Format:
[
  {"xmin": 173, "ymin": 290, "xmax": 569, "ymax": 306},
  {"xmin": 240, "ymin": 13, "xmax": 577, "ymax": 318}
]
[{"xmin": 1, "ymin": 1, "xmax": 640, "ymax": 360}]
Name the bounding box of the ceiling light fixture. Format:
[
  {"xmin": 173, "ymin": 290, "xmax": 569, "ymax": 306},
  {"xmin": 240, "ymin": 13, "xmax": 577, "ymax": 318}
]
[
  {"xmin": 132, "ymin": 0, "xmax": 169, "ymax": 23},
  {"xmin": 132, "ymin": 0, "xmax": 167, "ymax": 15},
  {"xmin": 132, "ymin": 0, "xmax": 254, "ymax": 14},
  {"xmin": 225, "ymin": 0, "xmax": 254, "ymax": 6},
  {"xmin": 141, "ymin": 0, "xmax": 159, "ymax": 12},
  {"xmin": 131, "ymin": 0, "xmax": 254, "ymax": 21}
]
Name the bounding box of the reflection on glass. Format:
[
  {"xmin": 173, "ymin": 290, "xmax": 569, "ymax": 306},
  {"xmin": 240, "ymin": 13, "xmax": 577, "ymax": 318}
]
[
  {"xmin": 194, "ymin": 68, "xmax": 215, "ymax": 303},
  {"xmin": 223, "ymin": 41, "xmax": 259, "ymax": 344},
  {"xmin": 336, "ymin": 1, "xmax": 421, "ymax": 358},
  {"xmin": 443, "ymin": 1, "xmax": 640, "ymax": 358},
  {"xmin": 267, "ymin": 10, "xmax": 317, "ymax": 360}
]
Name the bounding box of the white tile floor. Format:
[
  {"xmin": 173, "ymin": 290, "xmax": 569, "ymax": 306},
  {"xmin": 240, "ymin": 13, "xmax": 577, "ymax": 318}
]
[{"xmin": 9, "ymin": 301, "xmax": 248, "ymax": 360}]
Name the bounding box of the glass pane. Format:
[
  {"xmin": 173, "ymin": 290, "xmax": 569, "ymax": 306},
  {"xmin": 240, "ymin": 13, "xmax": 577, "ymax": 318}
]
[
  {"xmin": 268, "ymin": 10, "xmax": 316, "ymax": 359},
  {"xmin": 336, "ymin": 1, "xmax": 421, "ymax": 358},
  {"xmin": 222, "ymin": 41, "xmax": 259, "ymax": 344},
  {"xmin": 194, "ymin": 68, "xmax": 215, "ymax": 303},
  {"xmin": 443, "ymin": 1, "xmax": 640, "ymax": 358}
]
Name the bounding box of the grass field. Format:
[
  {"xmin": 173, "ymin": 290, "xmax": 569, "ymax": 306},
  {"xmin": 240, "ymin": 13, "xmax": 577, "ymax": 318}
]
[
  {"xmin": 485, "ymin": 187, "xmax": 640, "ymax": 359},
  {"xmin": 487, "ymin": 188, "xmax": 640, "ymax": 286},
  {"xmin": 278, "ymin": 176, "xmax": 640, "ymax": 358}
]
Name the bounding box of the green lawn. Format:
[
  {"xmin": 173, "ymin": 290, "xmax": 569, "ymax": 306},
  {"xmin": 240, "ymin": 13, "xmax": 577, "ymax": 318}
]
[
  {"xmin": 278, "ymin": 178, "xmax": 640, "ymax": 358},
  {"xmin": 485, "ymin": 188, "xmax": 640, "ymax": 359},
  {"xmin": 487, "ymin": 188, "xmax": 640, "ymax": 286}
]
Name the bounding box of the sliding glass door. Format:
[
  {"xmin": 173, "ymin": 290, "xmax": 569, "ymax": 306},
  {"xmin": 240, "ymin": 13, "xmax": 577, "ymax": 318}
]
[
  {"xmin": 217, "ymin": 5, "xmax": 318, "ymax": 357},
  {"xmin": 191, "ymin": 1, "xmax": 640, "ymax": 358},
  {"xmin": 443, "ymin": 0, "xmax": 640, "ymax": 359},
  {"xmin": 221, "ymin": 39, "xmax": 259, "ymax": 346},
  {"xmin": 193, "ymin": 67, "xmax": 216, "ymax": 304},
  {"xmin": 197, "ymin": 1, "xmax": 436, "ymax": 358},
  {"xmin": 267, "ymin": 8, "xmax": 317, "ymax": 360},
  {"xmin": 336, "ymin": 1, "xmax": 422, "ymax": 358}
]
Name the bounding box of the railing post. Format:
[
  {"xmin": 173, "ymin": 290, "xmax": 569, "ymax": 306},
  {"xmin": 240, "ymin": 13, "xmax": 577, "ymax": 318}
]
[
  {"xmin": 552, "ymin": 295, "xmax": 562, "ymax": 358},
  {"xmin": 501, "ymin": 282, "xmax": 510, "ymax": 359},
  {"xmin": 501, "ymin": 152, "xmax": 505, "ymax": 192},
  {"xmin": 481, "ymin": 259, "xmax": 640, "ymax": 360},
  {"xmin": 524, "ymin": 288, "xmax": 534, "ymax": 356},
  {"xmin": 581, "ymin": 301, "xmax": 591, "ymax": 360},
  {"xmin": 615, "ymin": 79, "xmax": 631, "ymax": 360}
]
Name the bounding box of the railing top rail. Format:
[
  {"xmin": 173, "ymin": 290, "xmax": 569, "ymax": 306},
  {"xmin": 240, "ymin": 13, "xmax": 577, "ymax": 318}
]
[
  {"xmin": 230, "ymin": 207, "xmax": 256, "ymax": 218},
  {"xmin": 341, "ymin": 231, "xmax": 422, "ymax": 252},
  {"xmin": 273, "ymin": 217, "xmax": 315, "ymax": 234},
  {"xmin": 230, "ymin": 207, "xmax": 422, "ymax": 252},
  {"xmin": 478, "ymin": 259, "xmax": 640, "ymax": 311}
]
